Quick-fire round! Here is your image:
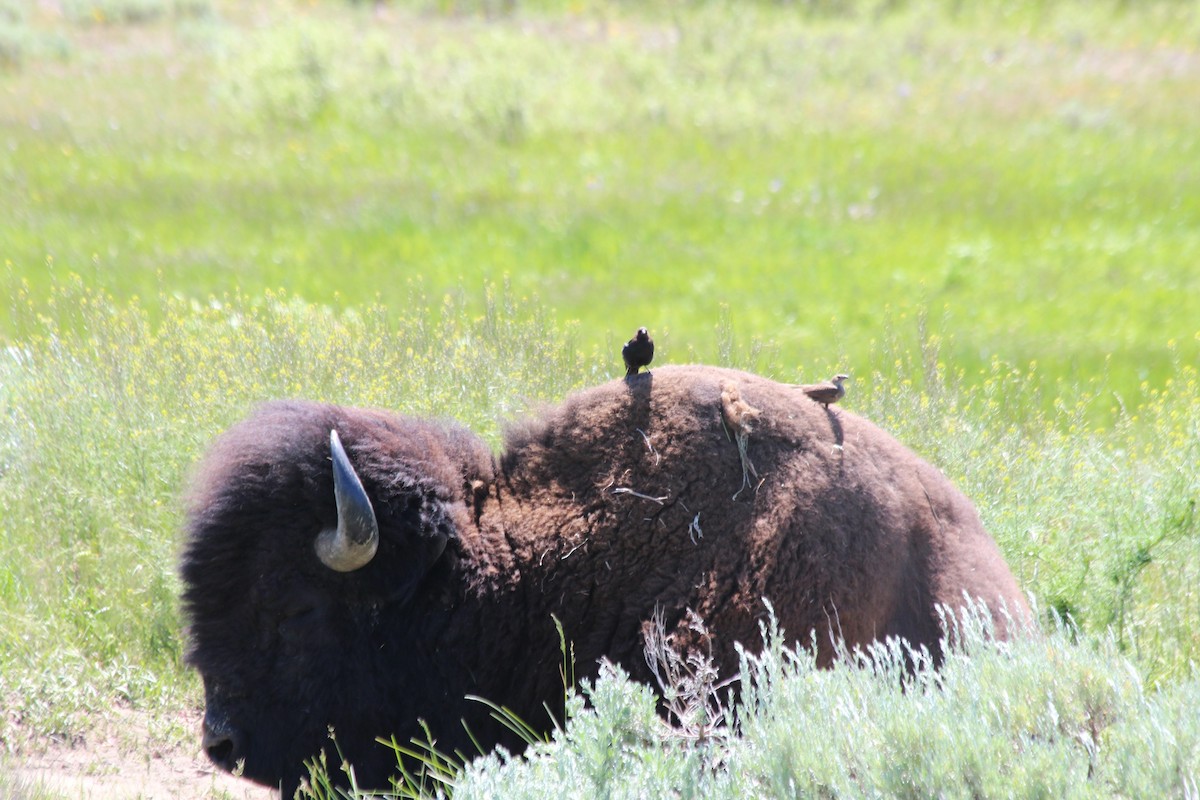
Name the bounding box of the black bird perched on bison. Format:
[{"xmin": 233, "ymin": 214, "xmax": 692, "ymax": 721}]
[
  {"xmin": 622, "ymin": 326, "xmax": 654, "ymax": 376},
  {"xmin": 181, "ymin": 365, "xmax": 1029, "ymax": 796}
]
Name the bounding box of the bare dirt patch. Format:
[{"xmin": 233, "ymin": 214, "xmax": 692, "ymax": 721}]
[{"xmin": 4, "ymin": 707, "xmax": 275, "ymax": 800}]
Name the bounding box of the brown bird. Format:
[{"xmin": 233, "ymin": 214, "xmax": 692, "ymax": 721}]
[
  {"xmin": 622, "ymin": 327, "xmax": 654, "ymax": 376},
  {"xmin": 798, "ymin": 373, "xmax": 849, "ymax": 408}
]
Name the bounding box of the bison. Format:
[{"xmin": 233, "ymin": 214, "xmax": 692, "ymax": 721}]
[{"xmin": 181, "ymin": 365, "xmax": 1028, "ymax": 795}]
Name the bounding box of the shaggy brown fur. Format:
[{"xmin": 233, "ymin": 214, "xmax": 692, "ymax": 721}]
[
  {"xmin": 490, "ymin": 365, "xmax": 1026, "ymax": 674},
  {"xmin": 182, "ymin": 364, "xmax": 1028, "ymax": 794}
]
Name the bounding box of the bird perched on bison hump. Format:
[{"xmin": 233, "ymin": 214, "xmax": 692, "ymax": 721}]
[
  {"xmin": 622, "ymin": 326, "xmax": 654, "ymax": 375},
  {"xmin": 798, "ymin": 373, "xmax": 850, "ymax": 408},
  {"xmin": 181, "ymin": 364, "xmax": 1028, "ymax": 796}
]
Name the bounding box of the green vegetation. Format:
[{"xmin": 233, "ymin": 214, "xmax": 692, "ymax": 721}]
[
  {"xmin": 3, "ymin": 0, "xmax": 1199, "ymax": 409},
  {"xmin": 2, "ymin": 0, "xmax": 1199, "ymax": 796},
  {"xmin": 444, "ymin": 613, "xmax": 1200, "ymax": 799},
  {"xmin": 3, "ymin": 285, "xmax": 1198, "ymax": 796},
  {"xmin": 0, "ymin": 280, "xmax": 587, "ymax": 748},
  {"xmin": 0, "ymin": 772, "xmax": 65, "ymax": 800},
  {"xmin": 302, "ymin": 611, "xmax": 1200, "ymax": 799}
]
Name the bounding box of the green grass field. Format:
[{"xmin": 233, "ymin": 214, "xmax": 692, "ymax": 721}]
[
  {"xmin": 4, "ymin": 0, "xmax": 1199, "ymax": 405},
  {"xmin": 2, "ymin": 0, "xmax": 1200, "ymax": 796}
]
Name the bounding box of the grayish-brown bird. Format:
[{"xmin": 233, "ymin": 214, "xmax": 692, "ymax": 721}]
[
  {"xmin": 798, "ymin": 373, "xmax": 849, "ymax": 408},
  {"xmin": 622, "ymin": 327, "xmax": 654, "ymax": 376}
]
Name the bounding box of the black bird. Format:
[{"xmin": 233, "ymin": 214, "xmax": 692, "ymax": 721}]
[{"xmin": 622, "ymin": 327, "xmax": 654, "ymax": 376}]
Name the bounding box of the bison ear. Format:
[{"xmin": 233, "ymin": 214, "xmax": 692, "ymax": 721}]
[{"xmin": 315, "ymin": 429, "xmax": 380, "ymax": 572}]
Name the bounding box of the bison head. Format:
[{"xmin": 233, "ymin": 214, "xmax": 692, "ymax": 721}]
[{"xmin": 181, "ymin": 401, "xmax": 477, "ymax": 794}]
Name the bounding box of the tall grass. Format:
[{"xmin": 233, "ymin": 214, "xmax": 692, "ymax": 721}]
[
  {"xmin": 307, "ymin": 610, "xmax": 1200, "ymax": 799},
  {"xmin": 1, "ymin": 281, "xmax": 1197, "ymax": 750},
  {"xmin": 0, "ymin": 278, "xmax": 592, "ymax": 747},
  {"xmin": 854, "ymin": 323, "xmax": 1200, "ymax": 686},
  {"xmin": 2, "ymin": 0, "xmax": 1199, "ymax": 791},
  {"xmin": 3, "ymin": 0, "xmax": 1198, "ymax": 411},
  {"xmin": 59, "ymin": 0, "xmax": 213, "ymax": 26}
]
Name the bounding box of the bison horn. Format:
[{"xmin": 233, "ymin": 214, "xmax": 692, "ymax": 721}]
[{"xmin": 315, "ymin": 429, "xmax": 379, "ymax": 572}]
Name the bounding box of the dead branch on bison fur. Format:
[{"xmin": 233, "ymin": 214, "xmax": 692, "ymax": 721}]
[
  {"xmin": 732, "ymin": 433, "xmax": 764, "ymax": 501},
  {"xmin": 636, "ymin": 428, "xmax": 661, "ymax": 465},
  {"xmin": 611, "ymin": 487, "xmax": 670, "ymax": 504},
  {"xmin": 642, "ymin": 608, "xmax": 736, "ymax": 747},
  {"xmin": 719, "ymin": 380, "xmax": 764, "ymax": 501}
]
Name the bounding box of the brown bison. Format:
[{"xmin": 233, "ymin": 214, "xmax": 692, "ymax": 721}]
[{"xmin": 181, "ymin": 365, "xmax": 1028, "ymax": 795}]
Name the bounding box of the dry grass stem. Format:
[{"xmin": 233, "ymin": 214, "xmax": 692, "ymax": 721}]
[
  {"xmin": 611, "ymin": 487, "xmax": 670, "ymax": 504},
  {"xmin": 719, "ymin": 380, "xmax": 764, "ymax": 501},
  {"xmin": 642, "ymin": 609, "xmax": 736, "ymax": 747},
  {"xmin": 636, "ymin": 428, "xmax": 661, "ymax": 465}
]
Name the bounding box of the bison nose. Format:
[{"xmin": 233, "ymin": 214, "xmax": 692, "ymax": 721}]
[{"xmin": 202, "ymin": 714, "xmax": 246, "ymax": 773}]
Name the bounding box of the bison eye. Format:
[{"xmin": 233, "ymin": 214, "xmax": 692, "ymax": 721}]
[{"xmin": 277, "ymin": 606, "xmax": 322, "ymax": 643}]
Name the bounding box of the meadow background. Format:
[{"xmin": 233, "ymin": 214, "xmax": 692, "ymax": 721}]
[{"xmin": 1, "ymin": 0, "xmax": 1199, "ymax": 797}]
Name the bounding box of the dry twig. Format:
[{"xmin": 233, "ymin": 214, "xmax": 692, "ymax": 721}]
[
  {"xmin": 719, "ymin": 380, "xmax": 764, "ymax": 500},
  {"xmin": 642, "ymin": 609, "xmax": 736, "ymax": 746},
  {"xmin": 636, "ymin": 428, "xmax": 661, "ymax": 465},
  {"xmin": 611, "ymin": 487, "xmax": 669, "ymax": 504}
]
